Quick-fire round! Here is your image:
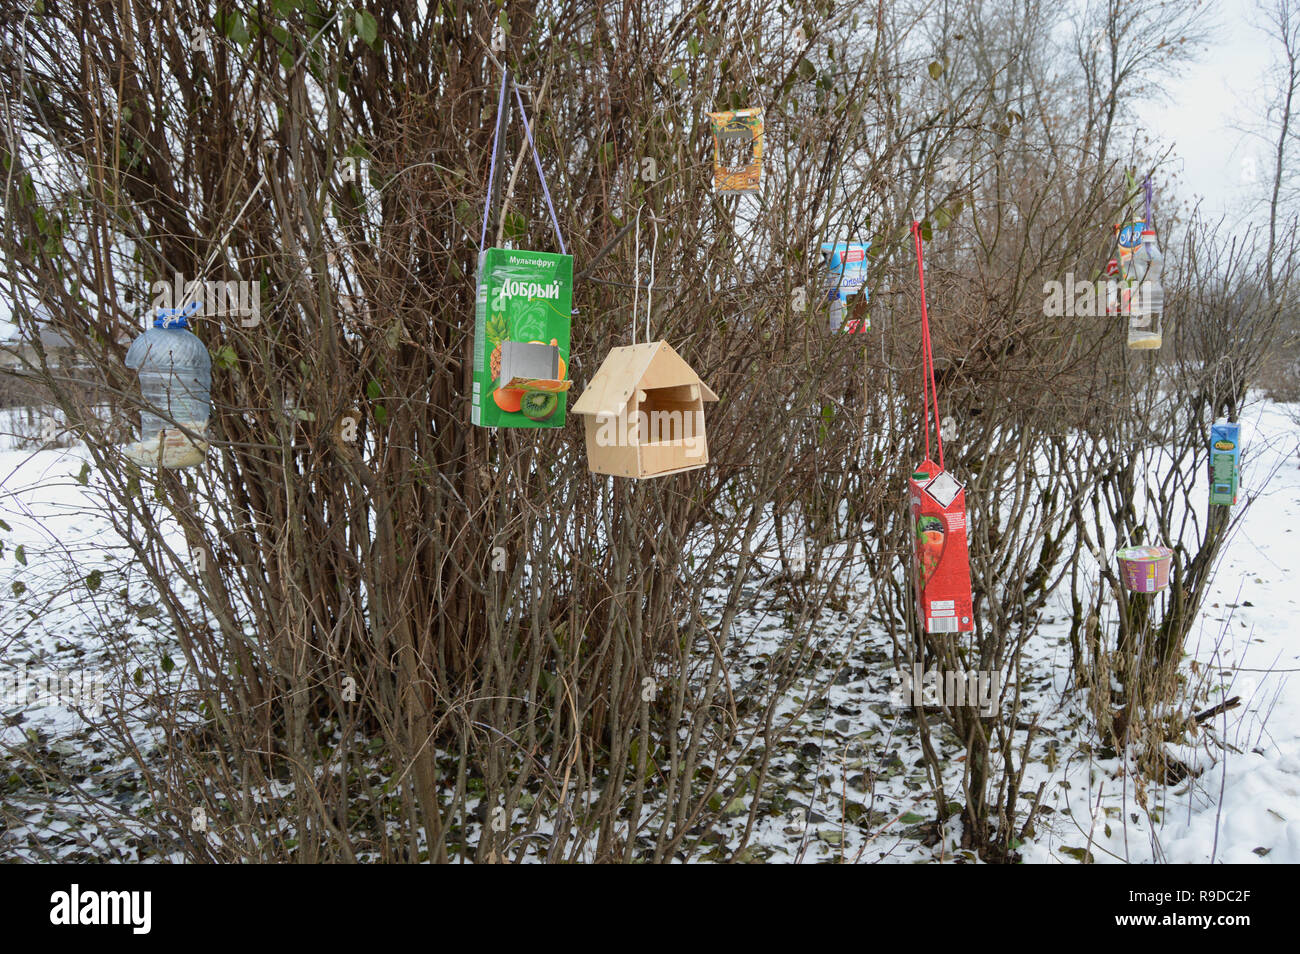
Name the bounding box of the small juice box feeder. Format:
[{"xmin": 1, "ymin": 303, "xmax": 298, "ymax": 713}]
[
  {"xmin": 1116, "ymin": 545, "xmax": 1173, "ymax": 593},
  {"xmin": 821, "ymin": 241, "xmax": 870, "ymax": 333},
  {"xmin": 1209, "ymin": 419, "xmax": 1241, "ymax": 506},
  {"xmin": 907, "ymin": 220, "xmax": 973, "ymax": 635},
  {"xmin": 708, "ymin": 108, "xmax": 764, "ymax": 195},
  {"xmin": 909, "ymin": 461, "xmax": 975, "ymax": 634},
  {"xmin": 472, "ymin": 248, "xmax": 573, "ymax": 428}
]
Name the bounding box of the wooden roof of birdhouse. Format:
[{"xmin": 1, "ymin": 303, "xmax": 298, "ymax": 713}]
[{"xmin": 571, "ymin": 341, "xmax": 719, "ymax": 417}]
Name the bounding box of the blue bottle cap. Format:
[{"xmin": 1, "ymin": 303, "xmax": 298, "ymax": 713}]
[{"xmin": 154, "ymin": 300, "xmax": 201, "ymax": 329}]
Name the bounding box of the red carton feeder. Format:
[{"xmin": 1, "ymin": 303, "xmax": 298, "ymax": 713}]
[
  {"xmin": 909, "ymin": 460, "xmax": 975, "ymax": 634},
  {"xmin": 1116, "ymin": 545, "xmax": 1173, "ymax": 594}
]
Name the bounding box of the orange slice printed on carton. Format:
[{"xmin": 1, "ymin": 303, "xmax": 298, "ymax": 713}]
[{"xmin": 492, "ymin": 388, "xmax": 524, "ymax": 412}]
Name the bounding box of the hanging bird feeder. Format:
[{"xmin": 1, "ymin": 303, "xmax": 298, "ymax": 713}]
[
  {"xmin": 472, "ymin": 69, "xmax": 574, "ymax": 429},
  {"xmin": 571, "ymin": 341, "xmax": 718, "ymax": 479},
  {"xmin": 1124, "ymin": 178, "xmax": 1165, "ymax": 350},
  {"xmin": 908, "ymin": 222, "xmax": 974, "ymax": 635},
  {"xmin": 1116, "ymin": 545, "xmax": 1174, "ymax": 594},
  {"xmin": 821, "ymin": 241, "xmax": 870, "ymax": 332},
  {"xmin": 708, "ymin": 108, "xmax": 764, "ymax": 195},
  {"xmin": 474, "ymin": 247, "xmax": 574, "ymax": 428},
  {"xmin": 122, "ymin": 301, "xmax": 211, "ymax": 469},
  {"xmin": 570, "ymin": 208, "xmax": 717, "ymax": 478},
  {"xmin": 1209, "ymin": 419, "xmax": 1241, "ymax": 507}
]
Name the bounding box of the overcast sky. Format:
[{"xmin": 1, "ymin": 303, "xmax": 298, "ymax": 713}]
[{"xmin": 1146, "ymin": 0, "xmax": 1280, "ymax": 226}]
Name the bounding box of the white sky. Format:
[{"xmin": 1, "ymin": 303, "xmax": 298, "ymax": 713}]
[{"xmin": 1146, "ymin": 0, "xmax": 1280, "ymax": 226}]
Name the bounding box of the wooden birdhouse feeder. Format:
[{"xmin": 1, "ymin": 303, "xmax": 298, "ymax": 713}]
[{"xmin": 571, "ymin": 341, "xmax": 718, "ymax": 478}]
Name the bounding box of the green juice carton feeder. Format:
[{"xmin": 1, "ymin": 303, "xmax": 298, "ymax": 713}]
[
  {"xmin": 1209, "ymin": 419, "xmax": 1241, "ymax": 506},
  {"xmin": 472, "ymin": 248, "xmax": 573, "ymax": 428}
]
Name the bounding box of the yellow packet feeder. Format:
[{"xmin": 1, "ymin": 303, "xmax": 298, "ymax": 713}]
[{"xmin": 708, "ymin": 108, "xmax": 763, "ymax": 195}]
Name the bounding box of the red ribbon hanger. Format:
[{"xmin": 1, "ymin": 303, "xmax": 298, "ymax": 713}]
[{"xmin": 911, "ymin": 221, "xmax": 943, "ymax": 471}]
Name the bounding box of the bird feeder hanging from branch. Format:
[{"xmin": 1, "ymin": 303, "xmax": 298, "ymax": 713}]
[
  {"xmin": 1116, "ymin": 545, "xmax": 1173, "ymax": 594},
  {"xmin": 1119, "ymin": 177, "xmax": 1165, "ymax": 350},
  {"xmin": 907, "ymin": 222, "xmax": 974, "ymax": 635},
  {"xmin": 1209, "ymin": 419, "xmax": 1241, "ymax": 507},
  {"xmin": 122, "ymin": 301, "xmax": 211, "ymax": 470},
  {"xmin": 821, "ymin": 241, "xmax": 870, "ymax": 333},
  {"xmin": 708, "ymin": 108, "xmax": 764, "ymax": 195},
  {"xmin": 572, "ymin": 341, "xmax": 718, "ymax": 479},
  {"xmin": 472, "ymin": 68, "xmax": 573, "ymax": 429}
]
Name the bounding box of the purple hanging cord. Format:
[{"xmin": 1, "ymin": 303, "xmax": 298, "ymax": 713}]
[
  {"xmin": 512, "ymin": 82, "xmax": 567, "ymax": 255},
  {"xmin": 478, "ymin": 69, "xmax": 568, "ymax": 255},
  {"xmin": 479, "ymin": 69, "xmax": 510, "ymax": 251}
]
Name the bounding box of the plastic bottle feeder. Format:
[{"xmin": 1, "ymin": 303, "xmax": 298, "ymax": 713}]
[
  {"xmin": 1127, "ymin": 310, "xmax": 1162, "ymax": 350},
  {"xmin": 122, "ymin": 302, "xmax": 212, "ymax": 469},
  {"xmin": 1122, "ymin": 220, "xmax": 1164, "ymax": 350},
  {"xmin": 1116, "ymin": 545, "xmax": 1173, "ymax": 593}
]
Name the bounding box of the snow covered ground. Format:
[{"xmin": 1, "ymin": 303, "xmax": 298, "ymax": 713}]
[
  {"xmin": 2, "ymin": 398, "xmax": 1298, "ymax": 863},
  {"xmin": 1019, "ymin": 398, "xmax": 1300, "ymax": 864}
]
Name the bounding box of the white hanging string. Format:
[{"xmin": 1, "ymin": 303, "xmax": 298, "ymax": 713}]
[
  {"xmin": 630, "ymin": 206, "xmax": 660, "ymax": 345},
  {"xmin": 646, "ymin": 213, "xmax": 657, "ymax": 344},
  {"xmin": 632, "ymin": 206, "xmax": 642, "ymax": 345}
]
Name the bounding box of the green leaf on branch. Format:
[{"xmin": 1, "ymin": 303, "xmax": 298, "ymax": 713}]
[
  {"xmin": 354, "ymin": 11, "xmax": 378, "ymax": 48},
  {"xmin": 213, "ymin": 345, "xmax": 238, "ymax": 371},
  {"xmin": 504, "ymin": 211, "xmax": 527, "ymax": 240}
]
